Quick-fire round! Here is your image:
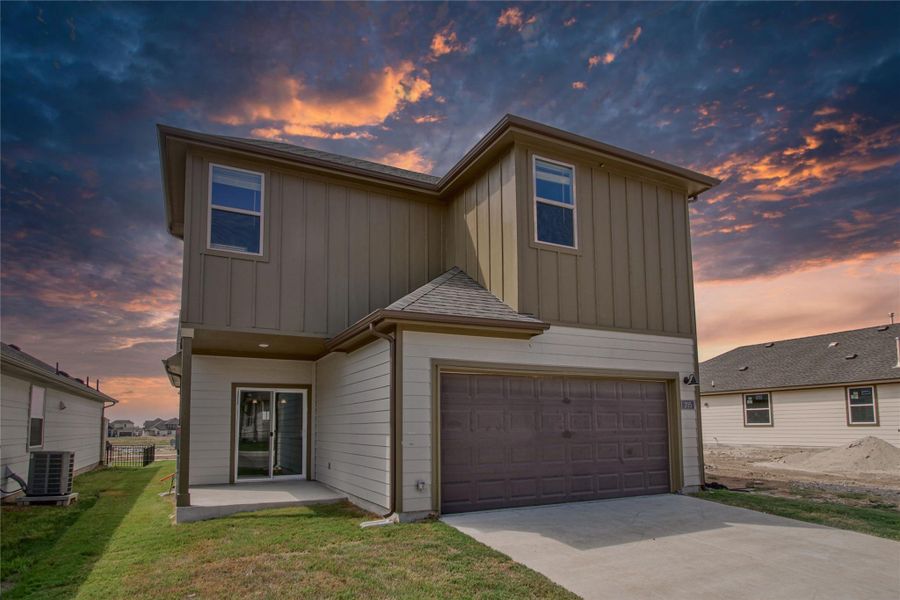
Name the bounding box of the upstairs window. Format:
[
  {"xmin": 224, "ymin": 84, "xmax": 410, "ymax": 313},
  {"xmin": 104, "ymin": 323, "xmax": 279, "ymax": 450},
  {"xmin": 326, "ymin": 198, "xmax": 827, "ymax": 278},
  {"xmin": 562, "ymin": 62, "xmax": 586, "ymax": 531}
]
[
  {"xmin": 743, "ymin": 392, "xmax": 772, "ymax": 426},
  {"xmin": 847, "ymin": 386, "xmax": 878, "ymax": 425},
  {"xmin": 29, "ymin": 386, "xmax": 45, "ymax": 448},
  {"xmin": 534, "ymin": 157, "xmax": 576, "ymax": 248},
  {"xmin": 208, "ymin": 164, "xmax": 263, "ymax": 255}
]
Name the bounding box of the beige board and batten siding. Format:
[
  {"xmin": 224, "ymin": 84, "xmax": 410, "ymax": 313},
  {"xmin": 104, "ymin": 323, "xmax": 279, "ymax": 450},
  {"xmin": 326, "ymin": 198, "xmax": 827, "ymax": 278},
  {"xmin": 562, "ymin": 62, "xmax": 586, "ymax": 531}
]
[
  {"xmin": 181, "ymin": 150, "xmax": 444, "ymax": 337},
  {"xmin": 1, "ymin": 373, "xmax": 104, "ymax": 491},
  {"xmin": 315, "ymin": 339, "xmax": 391, "ymax": 513},
  {"xmin": 443, "ymin": 147, "xmax": 519, "ymax": 310},
  {"xmin": 188, "ymin": 355, "xmax": 313, "ymax": 485},
  {"xmin": 515, "ymin": 144, "xmax": 694, "ymax": 336},
  {"xmin": 399, "ymin": 326, "xmax": 702, "ymax": 514},
  {"xmin": 702, "ymin": 384, "xmax": 900, "ymax": 448}
]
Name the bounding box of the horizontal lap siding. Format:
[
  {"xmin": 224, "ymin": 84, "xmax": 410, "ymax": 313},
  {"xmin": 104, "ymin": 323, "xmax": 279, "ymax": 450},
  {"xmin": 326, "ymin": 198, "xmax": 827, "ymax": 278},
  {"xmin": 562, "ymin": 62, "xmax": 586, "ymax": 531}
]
[
  {"xmin": 702, "ymin": 384, "xmax": 900, "ymax": 447},
  {"xmin": 1, "ymin": 374, "xmax": 104, "ymax": 495},
  {"xmin": 400, "ymin": 327, "xmax": 701, "ymax": 513},
  {"xmin": 190, "ymin": 356, "xmax": 313, "ymax": 485},
  {"xmin": 183, "ymin": 153, "xmax": 443, "ymax": 337},
  {"xmin": 315, "ymin": 339, "xmax": 391, "ymax": 512}
]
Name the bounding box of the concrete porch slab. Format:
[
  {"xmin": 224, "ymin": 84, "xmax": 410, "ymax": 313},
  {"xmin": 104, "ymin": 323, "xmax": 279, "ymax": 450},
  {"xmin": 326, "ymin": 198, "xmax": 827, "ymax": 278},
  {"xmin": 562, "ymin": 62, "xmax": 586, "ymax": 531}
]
[{"xmin": 176, "ymin": 480, "xmax": 346, "ymax": 523}]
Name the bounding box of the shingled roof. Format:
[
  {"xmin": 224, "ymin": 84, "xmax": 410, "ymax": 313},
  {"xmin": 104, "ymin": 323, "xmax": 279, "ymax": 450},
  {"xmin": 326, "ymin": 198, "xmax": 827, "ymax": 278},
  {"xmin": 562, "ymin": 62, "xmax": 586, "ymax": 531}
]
[
  {"xmin": 700, "ymin": 324, "xmax": 900, "ymax": 394},
  {"xmin": 1, "ymin": 342, "xmax": 118, "ymax": 404},
  {"xmin": 385, "ymin": 267, "xmax": 543, "ymax": 324},
  {"xmin": 221, "ymin": 136, "xmax": 440, "ymax": 185}
]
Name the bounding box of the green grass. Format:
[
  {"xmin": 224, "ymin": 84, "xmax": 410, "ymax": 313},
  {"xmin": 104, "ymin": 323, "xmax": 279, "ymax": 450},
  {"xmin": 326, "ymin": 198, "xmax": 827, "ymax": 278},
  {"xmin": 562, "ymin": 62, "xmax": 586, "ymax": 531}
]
[
  {"xmin": 2, "ymin": 462, "xmax": 575, "ymax": 599},
  {"xmin": 694, "ymin": 489, "xmax": 900, "ymax": 541}
]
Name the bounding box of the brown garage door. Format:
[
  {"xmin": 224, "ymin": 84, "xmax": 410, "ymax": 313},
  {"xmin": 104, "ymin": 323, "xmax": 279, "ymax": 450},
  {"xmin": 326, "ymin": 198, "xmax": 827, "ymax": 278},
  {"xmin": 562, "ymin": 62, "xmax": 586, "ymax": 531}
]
[{"xmin": 440, "ymin": 372, "xmax": 671, "ymax": 513}]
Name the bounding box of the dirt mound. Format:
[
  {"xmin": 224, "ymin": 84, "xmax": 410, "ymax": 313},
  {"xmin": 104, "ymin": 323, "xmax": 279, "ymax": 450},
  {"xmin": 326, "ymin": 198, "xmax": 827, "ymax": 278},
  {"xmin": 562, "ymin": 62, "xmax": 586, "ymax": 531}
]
[{"xmin": 761, "ymin": 437, "xmax": 900, "ymax": 475}]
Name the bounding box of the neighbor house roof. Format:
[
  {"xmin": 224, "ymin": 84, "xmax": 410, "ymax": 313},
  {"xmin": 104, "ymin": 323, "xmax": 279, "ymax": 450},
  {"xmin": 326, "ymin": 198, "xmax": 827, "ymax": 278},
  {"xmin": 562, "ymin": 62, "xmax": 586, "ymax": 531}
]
[
  {"xmin": 326, "ymin": 267, "xmax": 549, "ymax": 352},
  {"xmin": 159, "ymin": 113, "xmax": 720, "ymax": 237},
  {"xmin": 1, "ymin": 342, "xmax": 118, "ymax": 405},
  {"xmin": 700, "ymin": 324, "xmax": 900, "ymax": 394}
]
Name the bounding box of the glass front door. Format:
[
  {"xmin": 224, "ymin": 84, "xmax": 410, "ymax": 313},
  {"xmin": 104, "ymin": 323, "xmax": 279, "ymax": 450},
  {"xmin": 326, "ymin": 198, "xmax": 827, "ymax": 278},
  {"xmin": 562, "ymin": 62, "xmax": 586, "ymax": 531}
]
[{"xmin": 236, "ymin": 389, "xmax": 305, "ymax": 480}]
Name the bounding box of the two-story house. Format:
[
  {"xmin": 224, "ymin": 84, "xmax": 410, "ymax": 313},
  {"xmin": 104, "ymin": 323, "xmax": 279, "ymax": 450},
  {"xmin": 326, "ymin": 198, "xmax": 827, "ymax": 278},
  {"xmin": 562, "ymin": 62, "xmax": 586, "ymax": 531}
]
[{"xmin": 159, "ymin": 114, "xmax": 719, "ymax": 522}]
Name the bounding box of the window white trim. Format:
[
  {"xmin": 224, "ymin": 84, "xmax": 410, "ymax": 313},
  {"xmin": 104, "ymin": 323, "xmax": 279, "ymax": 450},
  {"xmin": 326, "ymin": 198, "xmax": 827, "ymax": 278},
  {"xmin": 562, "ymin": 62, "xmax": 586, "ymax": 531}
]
[
  {"xmin": 207, "ymin": 163, "xmax": 265, "ymax": 257},
  {"xmin": 742, "ymin": 392, "xmax": 772, "ymax": 427},
  {"xmin": 28, "ymin": 385, "xmax": 46, "ymax": 448},
  {"xmin": 532, "ymin": 154, "xmax": 578, "ymax": 250},
  {"xmin": 846, "ymin": 385, "xmax": 878, "ymax": 425}
]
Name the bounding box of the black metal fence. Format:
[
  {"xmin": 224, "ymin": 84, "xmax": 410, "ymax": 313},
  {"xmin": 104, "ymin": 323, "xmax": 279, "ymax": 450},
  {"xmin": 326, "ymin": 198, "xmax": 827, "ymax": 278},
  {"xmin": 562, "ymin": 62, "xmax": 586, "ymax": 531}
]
[{"xmin": 106, "ymin": 444, "xmax": 156, "ymax": 467}]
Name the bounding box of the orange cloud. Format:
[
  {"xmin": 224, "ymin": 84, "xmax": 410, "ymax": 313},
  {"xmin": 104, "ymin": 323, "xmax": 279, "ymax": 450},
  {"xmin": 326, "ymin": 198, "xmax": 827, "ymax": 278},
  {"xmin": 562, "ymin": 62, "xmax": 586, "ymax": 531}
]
[
  {"xmin": 760, "ymin": 210, "xmax": 785, "ymax": 220},
  {"xmin": 707, "ymin": 119, "xmax": 900, "ymax": 197},
  {"xmin": 216, "ymin": 61, "xmax": 431, "ymax": 140},
  {"xmin": 589, "ymin": 52, "xmax": 616, "ymax": 68},
  {"xmin": 623, "ymin": 26, "xmax": 642, "ymax": 49},
  {"xmin": 571, "ymin": 81, "xmax": 587, "ymax": 90},
  {"xmin": 814, "ymin": 106, "xmax": 839, "ymax": 116},
  {"xmin": 378, "ymin": 149, "xmax": 434, "ymax": 173},
  {"xmin": 413, "ymin": 115, "xmax": 444, "ymax": 124},
  {"xmin": 696, "ymin": 251, "xmax": 900, "ymax": 361},
  {"xmin": 430, "ymin": 24, "xmax": 466, "ymax": 58},
  {"xmin": 497, "ymin": 7, "xmax": 536, "ymax": 30}
]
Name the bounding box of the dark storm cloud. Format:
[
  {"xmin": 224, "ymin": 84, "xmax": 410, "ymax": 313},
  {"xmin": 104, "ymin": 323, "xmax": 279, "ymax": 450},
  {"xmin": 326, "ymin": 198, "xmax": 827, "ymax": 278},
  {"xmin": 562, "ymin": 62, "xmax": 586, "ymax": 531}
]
[{"xmin": 2, "ymin": 2, "xmax": 898, "ymax": 418}]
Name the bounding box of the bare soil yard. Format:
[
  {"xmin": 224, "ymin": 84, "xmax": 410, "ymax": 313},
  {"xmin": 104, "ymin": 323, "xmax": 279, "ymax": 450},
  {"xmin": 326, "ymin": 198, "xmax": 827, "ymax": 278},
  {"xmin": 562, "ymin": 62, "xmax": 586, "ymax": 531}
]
[{"xmin": 704, "ymin": 437, "xmax": 900, "ymax": 509}]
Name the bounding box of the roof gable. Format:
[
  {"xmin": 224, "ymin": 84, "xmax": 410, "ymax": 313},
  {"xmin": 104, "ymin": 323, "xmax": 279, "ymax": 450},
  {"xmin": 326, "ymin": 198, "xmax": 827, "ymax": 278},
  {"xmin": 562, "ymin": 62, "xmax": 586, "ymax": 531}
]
[
  {"xmin": 700, "ymin": 324, "xmax": 900, "ymax": 393},
  {"xmin": 386, "ymin": 267, "xmax": 543, "ymax": 324}
]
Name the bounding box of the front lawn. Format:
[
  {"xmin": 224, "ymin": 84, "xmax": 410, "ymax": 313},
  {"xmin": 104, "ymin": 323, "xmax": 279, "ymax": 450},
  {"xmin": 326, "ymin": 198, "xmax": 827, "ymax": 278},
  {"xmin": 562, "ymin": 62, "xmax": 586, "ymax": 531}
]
[
  {"xmin": 694, "ymin": 488, "xmax": 900, "ymax": 541},
  {"xmin": 2, "ymin": 462, "xmax": 575, "ymax": 599}
]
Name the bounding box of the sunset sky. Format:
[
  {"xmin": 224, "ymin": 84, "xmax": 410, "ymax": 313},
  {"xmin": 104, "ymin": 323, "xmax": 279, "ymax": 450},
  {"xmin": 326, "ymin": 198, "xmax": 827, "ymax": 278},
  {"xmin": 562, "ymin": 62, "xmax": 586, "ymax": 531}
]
[{"xmin": 2, "ymin": 2, "xmax": 898, "ymax": 422}]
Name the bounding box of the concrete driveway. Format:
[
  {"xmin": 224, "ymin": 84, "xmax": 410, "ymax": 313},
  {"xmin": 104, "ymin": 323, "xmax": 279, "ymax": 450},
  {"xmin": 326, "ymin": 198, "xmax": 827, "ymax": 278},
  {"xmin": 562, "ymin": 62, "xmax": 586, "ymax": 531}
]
[{"xmin": 443, "ymin": 494, "xmax": 900, "ymax": 600}]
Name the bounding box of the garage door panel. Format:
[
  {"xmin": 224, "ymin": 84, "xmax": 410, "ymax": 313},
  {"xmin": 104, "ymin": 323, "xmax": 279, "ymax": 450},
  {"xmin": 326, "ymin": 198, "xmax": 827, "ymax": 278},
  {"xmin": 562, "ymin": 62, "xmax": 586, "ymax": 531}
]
[
  {"xmin": 621, "ymin": 413, "xmax": 644, "ymax": 430},
  {"xmin": 442, "ymin": 410, "xmax": 470, "ymax": 433},
  {"xmin": 511, "ymin": 446, "xmax": 537, "ymax": 463},
  {"xmin": 596, "ymin": 442, "xmax": 620, "ymax": 460},
  {"xmin": 510, "ymin": 478, "xmax": 538, "ymax": 499},
  {"xmin": 566, "ymin": 378, "xmax": 594, "ymax": 400},
  {"xmin": 440, "ymin": 373, "xmax": 671, "ymax": 513},
  {"xmin": 541, "ymin": 443, "xmax": 567, "ymax": 463},
  {"xmin": 507, "ymin": 376, "xmax": 536, "ymax": 399},
  {"xmin": 597, "ymin": 473, "xmax": 620, "ymax": 492},
  {"xmin": 569, "ymin": 443, "xmax": 593, "ymax": 462},
  {"xmin": 476, "ymin": 480, "xmax": 506, "ymax": 501},
  {"xmin": 541, "ymin": 412, "xmax": 565, "ymax": 431},
  {"xmin": 476, "ymin": 444, "xmax": 506, "ymax": 466},
  {"xmin": 596, "ymin": 412, "xmax": 619, "ymax": 430}
]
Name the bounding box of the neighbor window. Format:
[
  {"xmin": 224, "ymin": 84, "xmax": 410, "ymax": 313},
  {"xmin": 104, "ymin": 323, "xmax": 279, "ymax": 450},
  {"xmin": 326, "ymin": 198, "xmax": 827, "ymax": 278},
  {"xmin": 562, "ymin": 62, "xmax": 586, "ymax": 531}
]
[
  {"xmin": 847, "ymin": 386, "xmax": 878, "ymax": 425},
  {"xmin": 534, "ymin": 157, "xmax": 576, "ymax": 248},
  {"xmin": 743, "ymin": 392, "xmax": 771, "ymax": 426},
  {"xmin": 28, "ymin": 386, "xmax": 45, "ymax": 448},
  {"xmin": 208, "ymin": 164, "xmax": 264, "ymax": 255}
]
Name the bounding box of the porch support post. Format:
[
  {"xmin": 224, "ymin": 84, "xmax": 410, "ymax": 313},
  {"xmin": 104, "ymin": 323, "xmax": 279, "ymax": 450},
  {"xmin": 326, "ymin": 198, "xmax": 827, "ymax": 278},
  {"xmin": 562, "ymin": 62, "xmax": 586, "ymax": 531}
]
[{"xmin": 176, "ymin": 333, "xmax": 193, "ymax": 507}]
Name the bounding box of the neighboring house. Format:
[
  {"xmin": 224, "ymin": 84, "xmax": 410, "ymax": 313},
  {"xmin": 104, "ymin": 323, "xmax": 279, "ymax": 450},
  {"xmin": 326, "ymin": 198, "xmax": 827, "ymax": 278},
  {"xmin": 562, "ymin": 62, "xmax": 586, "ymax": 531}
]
[
  {"xmin": 158, "ymin": 114, "xmax": 720, "ymax": 520},
  {"xmin": 1, "ymin": 343, "xmax": 118, "ymax": 500},
  {"xmin": 108, "ymin": 419, "xmax": 141, "ymax": 437},
  {"xmin": 144, "ymin": 417, "xmax": 178, "ymax": 436},
  {"xmin": 700, "ymin": 325, "xmax": 900, "ymax": 448}
]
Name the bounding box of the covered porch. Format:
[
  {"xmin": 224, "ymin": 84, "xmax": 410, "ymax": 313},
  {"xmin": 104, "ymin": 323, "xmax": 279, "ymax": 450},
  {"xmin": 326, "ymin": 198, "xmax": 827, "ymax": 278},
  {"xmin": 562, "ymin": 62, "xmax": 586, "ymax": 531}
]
[{"xmin": 175, "ymin": 480, "xmax": 346, "ymax": 523}]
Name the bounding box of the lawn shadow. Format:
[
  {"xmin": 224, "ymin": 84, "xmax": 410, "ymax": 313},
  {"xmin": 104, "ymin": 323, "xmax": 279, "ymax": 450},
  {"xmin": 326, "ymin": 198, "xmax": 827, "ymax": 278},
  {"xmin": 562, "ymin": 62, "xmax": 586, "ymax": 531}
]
[{"xmin": 2, "ymin": 465, "xmax": 162, "ymax": 599}]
